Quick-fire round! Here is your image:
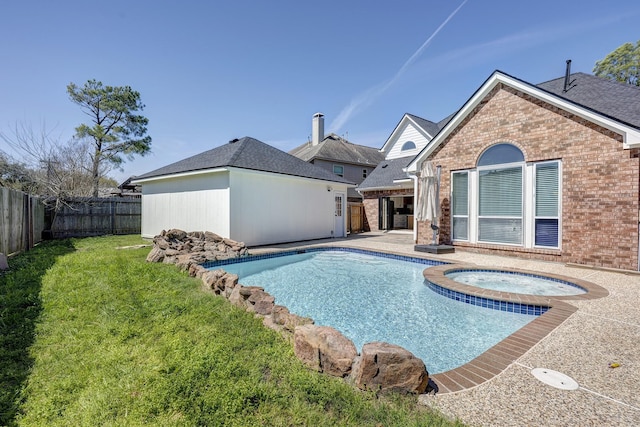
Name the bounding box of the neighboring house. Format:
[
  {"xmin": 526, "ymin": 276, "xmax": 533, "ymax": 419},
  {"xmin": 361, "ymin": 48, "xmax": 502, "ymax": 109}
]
[
  {"xmin": 132, "ymin": 137, "xmax": 353, "ymax": 246},
  {"xmin": 289, "ymin": 113, "xmax": 385, "ymax": 202},
  {"xmin": 358, "ymin": 113, "xmax": 449, "ymax": 232},
  {"xmin": 404, "ymin": 69, "xmax": 640, "ymax": 271},
  {"xmin": 290, "ymin": 113, "xmax": 385, "ymax": 232},
  {"xmin": 110, "ymin": 176, "xmax": 142, "ymax": 198}
]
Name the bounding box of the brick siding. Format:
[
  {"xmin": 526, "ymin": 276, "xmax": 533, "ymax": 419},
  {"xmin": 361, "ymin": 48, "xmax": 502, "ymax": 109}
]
[{"xmin": 416, "ymin": 84, "xmax": 640, "ymax": 271}]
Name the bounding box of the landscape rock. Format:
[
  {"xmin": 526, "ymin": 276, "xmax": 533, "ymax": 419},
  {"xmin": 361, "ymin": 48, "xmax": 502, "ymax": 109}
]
[
  {"xmin": 0, "ymin": 253, "xmax": 8, "ymax": 270},
  {"xmin": 162, "ymin": 255, "xmax": 177, "ymax": 265},
  {"xmin": 247, "ymin": 290, "xmax": 275, "ymax": 315},
  {"xmin": 146, "ymin": 246, "xmax": 165, "ymax": 263},
  {"xmin": 189, "ymin": 263, "xmax": 206, "ymax": 278},
  {"xmin": 294, "ymin": 325, "xmax": 357, "ymax": 378},
  {"xmin": 350, "ymin": 342, "xmax": 429, "ymax": 394},
  {"xmin": 146, "ymin": 229, "xmax": 249, "ymax": 267}
]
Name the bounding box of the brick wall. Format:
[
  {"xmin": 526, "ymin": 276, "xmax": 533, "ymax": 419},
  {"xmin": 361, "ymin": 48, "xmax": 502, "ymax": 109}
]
[{"xmin": 417, "ymin": 84, "xmax": 640, "ymax": 271}]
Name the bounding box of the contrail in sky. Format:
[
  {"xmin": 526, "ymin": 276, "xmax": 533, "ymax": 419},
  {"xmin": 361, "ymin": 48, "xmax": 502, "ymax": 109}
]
[{"xmin": 329, "ymin": 0, "xmax": 468, "ymax": 132}]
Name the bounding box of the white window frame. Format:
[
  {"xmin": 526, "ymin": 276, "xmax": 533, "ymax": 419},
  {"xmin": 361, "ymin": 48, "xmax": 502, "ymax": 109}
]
[
  {"xmin": 451, "ymin": 171, "xmax": 470, "ymax": 241},
  {"xmin": 476, "ymin": 161, "xmax": 525, "ymax": 246},
  {"xmin": 451, "ymin": 160, "xmax": 562, "ymax": 250},
  {"xmin": 530, "ymin": 160, "xmax": 562, "ymax": 249}
]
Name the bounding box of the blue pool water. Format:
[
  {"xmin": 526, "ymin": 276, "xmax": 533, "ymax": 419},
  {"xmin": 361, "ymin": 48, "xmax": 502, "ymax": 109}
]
[
  {"xmin": 217, "ymin": 250, "xmax": 537, "ymax": 374},
  {"xmin": 445, "ymin": 270, "xmax": 586, "ymax": 296}
]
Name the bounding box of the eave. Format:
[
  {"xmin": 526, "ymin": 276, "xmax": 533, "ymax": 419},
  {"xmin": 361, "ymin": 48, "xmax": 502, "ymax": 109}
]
[{"xmin": 406, "ymin": 71, "xmax": 640, "ymax": 173}]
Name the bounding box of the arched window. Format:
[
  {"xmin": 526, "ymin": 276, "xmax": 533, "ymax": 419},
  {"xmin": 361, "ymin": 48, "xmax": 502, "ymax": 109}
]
[
  {"xmin": 477, "ymin": 143, "xmax": 524, "ymax": 166},
  {"xmin": 401, "ymin": 141, "xmax": 416, "ymax": 151},
  {"xmin": 452, "ymin": 142, "xmax": 560, "ymax": 249},
  {"xmin": 477, "ymin": 144, "xmax": 524, "ymax": 245}
]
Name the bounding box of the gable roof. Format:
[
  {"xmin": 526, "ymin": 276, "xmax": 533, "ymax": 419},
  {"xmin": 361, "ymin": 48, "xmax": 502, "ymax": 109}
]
[
  {"xmin": 357, "ymin": 156, "xmax": 414, "ymax": 191},
  {"xmin": 406, "ymin": 113, "xmax": 442, "ymax": 136},
  {"xmin": 380, "ymin": 113, "xmax": 443, "ymax": 154},
  {"xmin": 289, "ymin": 133, "xmax": 385, "ymax": 166},
  {"xmin": 406, "ymin": 70, "xmax": 640, "ymax": 173},
  {"xmin": 134, "ymin": 136, "xmax": 353, "ymax": 184}
]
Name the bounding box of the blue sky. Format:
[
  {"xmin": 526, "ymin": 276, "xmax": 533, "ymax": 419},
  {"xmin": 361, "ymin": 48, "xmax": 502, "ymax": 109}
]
[{"xmin": 1, "ymin": 0, "xmax": 639, "ymax": 183}]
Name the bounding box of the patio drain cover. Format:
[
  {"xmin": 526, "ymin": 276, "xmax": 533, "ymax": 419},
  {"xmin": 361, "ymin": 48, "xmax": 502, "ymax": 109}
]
[{"xmin": 531, "ymin": 368, "xmax": 579, "ymax": 390}]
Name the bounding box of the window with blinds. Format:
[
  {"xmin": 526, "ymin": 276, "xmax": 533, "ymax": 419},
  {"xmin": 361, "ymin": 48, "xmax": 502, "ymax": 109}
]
[
  {"xmin": 448, "ymin": 143, "xmax": 561, "ymax": 250},
  {"xmin": 478, "ymin": 166, "xmax": 523, "ymax": 244},
  {"xmin": 534, "ymin": 162, "xmax": 559, "ymax": 247},
  {"xmin": 451, "ymin": 171, "xmax": 469, "ymax": 240}
]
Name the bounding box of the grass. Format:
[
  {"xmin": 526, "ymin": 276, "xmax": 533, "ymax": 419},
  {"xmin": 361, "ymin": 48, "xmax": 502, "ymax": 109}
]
[{"xmin": 1, "ymin": 235, "xmax": 463, "ymax": 426}]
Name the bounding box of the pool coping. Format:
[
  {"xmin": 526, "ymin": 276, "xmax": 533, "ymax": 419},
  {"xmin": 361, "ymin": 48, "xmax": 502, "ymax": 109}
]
[
  {"xmin": 423, "ymin": 263, "xmax": 608, "ymax": 393},
  {"xmin": 207, "ymin": 244, "xmax": 609, "ymax": 395}
]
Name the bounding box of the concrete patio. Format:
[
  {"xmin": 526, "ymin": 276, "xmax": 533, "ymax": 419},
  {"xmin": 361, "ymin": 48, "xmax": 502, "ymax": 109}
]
[{"xmin": 251, "ymin": 231, "xmax": 640, "ymax": 426}]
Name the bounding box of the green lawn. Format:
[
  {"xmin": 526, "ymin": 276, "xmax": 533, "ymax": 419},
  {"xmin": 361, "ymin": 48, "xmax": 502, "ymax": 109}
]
[{"xmin": 1, "ymin": 235, "xmax": 462, "ymax": 426}]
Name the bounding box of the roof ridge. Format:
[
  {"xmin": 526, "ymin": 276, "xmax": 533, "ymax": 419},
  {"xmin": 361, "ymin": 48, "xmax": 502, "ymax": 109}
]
[{"xmin": 227, "ymin": 136, "xmax": 250, "ymax": 165}]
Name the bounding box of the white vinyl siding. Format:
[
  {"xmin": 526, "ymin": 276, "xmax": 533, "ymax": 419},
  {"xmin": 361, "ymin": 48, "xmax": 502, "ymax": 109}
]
[
  {"xmin": 229, "ymin": 169, "xmax": 349, "ymax": 245},
  {"xmin": 386, "ymin": 124, "xmax": 430, "ymax": 159},
  {"xmin": 139, "ymin": 171, "xmax": 231, "ymax": 239},
  {"xmin": 139, "ymin": 169, "xmax": 350, "ymax": 245}
]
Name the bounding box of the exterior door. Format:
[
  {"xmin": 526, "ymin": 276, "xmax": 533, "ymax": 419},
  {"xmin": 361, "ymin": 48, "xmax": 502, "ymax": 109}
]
[
  {"xmin": 379, "ymin": 197, "xmax": 394, "ymax": 231},
  {"xmin": 334, "ymin": 193, "xmax": 345, "ymax": 237}
]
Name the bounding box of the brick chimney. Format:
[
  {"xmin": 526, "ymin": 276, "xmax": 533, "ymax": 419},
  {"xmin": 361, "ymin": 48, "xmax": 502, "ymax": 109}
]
[{"xmin": 312, "ymin": 112, "xmax": 324, "ymax": 146}]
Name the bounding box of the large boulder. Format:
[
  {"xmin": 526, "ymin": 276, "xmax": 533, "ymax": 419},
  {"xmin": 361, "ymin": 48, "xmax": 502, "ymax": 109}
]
[
  {"xmin": 350, "ymin": 342, "xmax": 429, "ymax": 394},
  {"xmin": 294, "ymin": 325, "xmax": 357, "ymax": 378}
]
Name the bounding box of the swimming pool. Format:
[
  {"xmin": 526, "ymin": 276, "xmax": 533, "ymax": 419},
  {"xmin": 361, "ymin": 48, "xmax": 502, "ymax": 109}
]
[{"xmin": 209, "ymin": 248, "xmax": 537, "ymax": 374}]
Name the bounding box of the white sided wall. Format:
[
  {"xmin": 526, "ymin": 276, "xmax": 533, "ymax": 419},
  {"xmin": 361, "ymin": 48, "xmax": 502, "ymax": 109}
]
[
  {"xmin": 385, "ymin": 122, "xmax": 431, "ymax": 160},
  {"xmin": 139, "ymin": 171, "xmax": 231, "ymax": 238},
  {"xmin": 228, "ymin": 168, "xmax": 348, "ymax": 246}
]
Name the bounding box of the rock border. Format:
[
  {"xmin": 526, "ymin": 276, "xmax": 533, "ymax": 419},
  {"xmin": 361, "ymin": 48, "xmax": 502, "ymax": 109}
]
[{"xmin": 146, "ymin": 230, "xmax": 430, "ymax": 394}]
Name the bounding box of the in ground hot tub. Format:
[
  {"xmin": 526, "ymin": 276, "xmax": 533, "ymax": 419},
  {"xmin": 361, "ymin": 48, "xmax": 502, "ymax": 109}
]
[{"xmin": 444, "ymin": 269, "xmax": 586, "ymax": 296}]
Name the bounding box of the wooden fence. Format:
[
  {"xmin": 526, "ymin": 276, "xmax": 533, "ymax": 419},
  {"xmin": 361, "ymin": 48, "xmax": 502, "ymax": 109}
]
[
  {"xmin": 49, "ymin": 197, "xmax": 141, "ymax": 238},
  {"xmin": 348, "ymin": 203, "xmax": 364, "ymax": 233},
  {"xmin": 0, "ymin": 187, "xmax": 45, "ymax": 255}
]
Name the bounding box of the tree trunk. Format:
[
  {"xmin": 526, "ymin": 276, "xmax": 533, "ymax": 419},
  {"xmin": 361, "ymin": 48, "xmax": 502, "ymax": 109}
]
[{"xmin": 91, "ymin": 147, "xmax": 101, "ymax": 198}]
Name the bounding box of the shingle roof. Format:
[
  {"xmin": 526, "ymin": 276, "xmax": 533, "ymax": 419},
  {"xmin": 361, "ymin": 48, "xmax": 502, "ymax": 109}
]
[
  {"xmin": 357, "ymin": 156, "xmax": 414, "ymax": 191},
  {"xmin": 406, "ymin": 113, "xmax": 442, "ymax": 136},
  {"xmin": 134, "ymin": 136, "xmax": 353, "ymax": 184},
  {"xmin": 536, "ymin": 72, "xmax": 640, "ymax": 129},
  {"xmin": 289, "ymin": 133, "xmax": 385, "ymax": 166}
]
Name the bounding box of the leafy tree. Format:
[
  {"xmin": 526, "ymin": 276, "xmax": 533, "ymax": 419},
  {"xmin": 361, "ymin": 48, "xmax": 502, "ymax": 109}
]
[
  {"xmin": 593, "ymin": 40, "xmax": 640, "ymax": 86},
  {"xmin": 67, "ymin": 79, "xmax": 152, "ymax": 197},
  {"xmin": 0, "ymin": 151, "xmax": 37, "ymax": 192}
]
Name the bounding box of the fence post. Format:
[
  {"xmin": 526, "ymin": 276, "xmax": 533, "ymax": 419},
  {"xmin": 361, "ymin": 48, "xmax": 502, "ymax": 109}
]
[
  {"xmin": 23, "ymin": 193, "xmax": 29, "ymax": 251},
  {"xmin": 111, "ymin": 199, "xmax": 115, "ymax": 235}
]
